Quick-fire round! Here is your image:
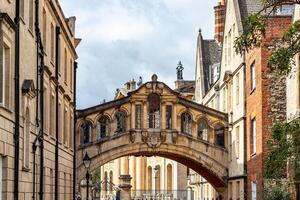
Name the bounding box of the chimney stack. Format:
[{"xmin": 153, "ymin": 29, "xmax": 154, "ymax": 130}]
[{"xmin": 214, "ymin": 0, "xmax": 226, "ymax": 43}]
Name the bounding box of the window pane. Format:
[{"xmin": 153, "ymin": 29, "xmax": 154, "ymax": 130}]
[
  {"xmin": 148, "ymin": 93, "xmax": 160, "ymax": 129},
  {"xmin": 166, "ymin": 105, "xmax": 172, "ymax": 129}
]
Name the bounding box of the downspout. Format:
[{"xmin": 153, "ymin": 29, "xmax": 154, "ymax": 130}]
[
  {"xmin": 54, "ymin": 26, "xmax": 60, "ymax": 200},
  {"xmin": 73, "ymin": 61, "xmax": 78, "ymax": 200},
  {"xmin": 242, "ymin": 51, "xmax": 247, "ymax": 200},
  {"xmin": 13, "ymin": 0, "xmax": 20, "ymax": 200},
  {"xmin": 34, "ymin": 0, "xmax": 45, "ymax": 199}
]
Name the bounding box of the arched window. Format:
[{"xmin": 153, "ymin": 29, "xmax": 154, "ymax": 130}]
[
  {"xmin": 198, "ymin": 119, "xmax": 209, "ymax": 141},
  {"xmin": 97, "ymin": 116, "xmax": 109, "ymax": 139},
  {"xmin": 148, "ymin": 93, "xmax": 160, "ymax": 128},
  {"xmin": 154, "ymin": 165, "xmax": 161, "ymax": 193},
  {"xmin": 109, "ymin": 171, "xmax": 113, "ymax": 192},
  {"xmin": 215, "ymin": 124, "xmax": 225, "ymax": 148},
  {"xmin": 80, "ymin": 121, "xmax": 92, "ymax": 145},
  {"xmin": 181, "ymin": 112, "xmax": 192, "ymax": 135},
  {"xmin": 167, "ymin": 164, "xmax": 173, "ymax": 193},
  {"xmin": 147, "ymin": 166, "xmax": 152, "ymax": 191},
  {"xmin": 104, "ymin": 171, "xmax": 108, "ymax": 191},
  {"xmin": 115, "ymin": 111, "xmax": 126, "ymax": 133},
  {"xmin": 23, "ymin": 107, "xmax": 30, "ymax": 169}
]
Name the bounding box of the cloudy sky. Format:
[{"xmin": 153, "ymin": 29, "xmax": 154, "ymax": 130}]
[{"xmin": 60, "ymin": 0, "xmax": 218, "ymax": 109}]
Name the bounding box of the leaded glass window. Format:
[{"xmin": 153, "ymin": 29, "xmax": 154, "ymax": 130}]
[
  {"xmin": 148, "ymin": 93, "xmax": 160, "ymax": 129},
  {"xmin": 97, "ymin": 116, "xmax": 109, "ymax": 139},
  {"xmin": 115, "ymin": 111, "xmax": 126, "ymax": 133},
  {"xmin": 81, "ymin": 121, "xmax": 92, "ymax": 145},
  {"xmin": 198, "ymin": 119, "xmax": 208, "ymax": 141},
  {"xmin": 181, "ymin": 112, "xmax": 192, "ymax": 135}
]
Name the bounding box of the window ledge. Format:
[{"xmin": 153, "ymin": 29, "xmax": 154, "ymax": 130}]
[
  {"xmin": 0, "ymin": 105, "xmax": 13, "ymax": 113},
  {"xmin": 22, "ymin": 166, "xmax": 30, "ymax": 172},
  {"xmin": 250, "ymin": 87, "xmax": 256, "ymax": 95},
  {"xmin": 28, "ymin": 28, "xmax": 34, "ymax": 38},
  {"xmin": 251, "ymin": 152, "xmax": 256, "ymax": 158}
]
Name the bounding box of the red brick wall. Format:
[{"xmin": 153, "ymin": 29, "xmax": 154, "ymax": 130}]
[{"xmin": 245, "ymin": 16, "xmax": 291, "ymax": 200}]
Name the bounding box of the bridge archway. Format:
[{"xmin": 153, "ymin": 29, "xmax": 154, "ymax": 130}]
[{"xmin": 76, "ymin": 75, "xmax": 229, "ymax": 195}]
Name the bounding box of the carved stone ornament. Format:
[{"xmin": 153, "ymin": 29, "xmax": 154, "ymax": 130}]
[
  {"xmin": 172, "ymin": 131, "xmax": 179, "ymax": 144},
  {"xmin": 129, "ymin": 130, "xmax": 136, "ymax": 143},
  {"xmin": 142, "ymin": 131, "xmax": 166, "ymax": 149}
]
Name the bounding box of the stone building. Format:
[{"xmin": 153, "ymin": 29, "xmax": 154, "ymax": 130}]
[
  {"xmin": 194, "ymin": 0, "xmax": 293, "ymax": 199},
  {"xmin": 0, "ymin": 0, "xmax": 80, "ymax": 200}
]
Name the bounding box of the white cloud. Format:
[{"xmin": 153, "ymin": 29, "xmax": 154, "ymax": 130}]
[{"xmin": 60, "ymin": 0, "xmax": 218, "ymax": 108}]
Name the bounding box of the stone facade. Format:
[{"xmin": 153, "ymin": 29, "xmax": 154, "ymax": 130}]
[{"xmin": 0, "ymin": 0, "xmax": 79, "ymax": 200}]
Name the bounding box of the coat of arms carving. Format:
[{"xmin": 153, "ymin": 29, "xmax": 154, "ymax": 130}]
[{"xmin": 142, "ymin": 130, "xmax": 166, "ymax": 149}]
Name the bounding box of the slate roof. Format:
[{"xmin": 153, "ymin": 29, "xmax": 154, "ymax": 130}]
[
  {"xmin": 174, "ymin": 81, "xmax": 195, "ymax": 94},
  {"xmin": 201, "ymin": 39, "xmax": 221, "ymax": 94},
  {"xmin": 238, "ymin": 0, "xmax": 264, "ymax": 20}
]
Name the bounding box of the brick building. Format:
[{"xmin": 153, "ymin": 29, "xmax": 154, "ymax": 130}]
[
  {"xmin": 0, "ymin": 0, "xmax": 80, "ymax": 199},
  {"xmin": 245, "ymin": 14, "xmax": 292, "ymax": 200}
]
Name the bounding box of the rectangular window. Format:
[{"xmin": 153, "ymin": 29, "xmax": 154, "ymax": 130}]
[
  {"xmin": 236, "ymin": 126, "xmax": 240, "ymax": 159},
  {"xmin": 251, "ymin": 181, "xmax": 257, "ymax": 200},
  {"xmin": 58, "ymin": 102, "xmax": 62, "ymax": 142},
  {"xmin": 50, "ymin": 169, "xmax": 54, "ymax": 200},
  {"xmin": 42, "ymin": 9, "xmax": 47, "ymax": 50},
  {"xmin": 229, "ymin": 182, "xmax": 233, "ymax": 199},
  {"xmin": 43, "ymin": 86, "xmax": 48, "ymax": 132},
  {"xmin": 64, "ymin": 173, "xmax": 67, "ymax": 200},
  {"xmin": 236, "ymin": 181, "xmax": 240, "ymax": 200},
  {"xmin": 70, "ymin": 59, "xmax": 73, "ymax": 88},
  {"xmin": 251, "ymin": 61, "xmax": 256, "ymax": 91},
  {"xmin": 64, "ymin": 48, "xmax": 67, "ymax": 84},
  {"xmin": 228, "ymin": 81, "xmax": 232, "ymax": 111},
  {"xmin": 51, "ymin": 23, "xmax": 54, "ymax": 62},
  {"xmin": 223, "ymin": 88, "xmax": 226, "ymax": 112},
  {"xmin": 236, "ymin": 73, "xmax": 240, "ymax": 105},
  {"xmin": 70, "ymin": 114, "xmax": 74, "ymax": 148},
  {"xmin": 166, "ymin": 105, "xmax": 172, "ymax": 129},
  {"xmin": 50, "ymin": 93, "xmax": 55, "ymax": 136},
  {"xmin": 251, "ymin": 118, "xmax": 257, "ymax": 155},
  {"xmin": 0, "ymin": 157, "xmax": 2, "ymax": 200},
  {"xmin": 29, "ymin": 0, "xmax": 34, "ymax": 31},
  {"xmin": 1, "ymin": 45, "xmax": 11, "ymax": 108},
  {"xmin": 64, "ymin": 108, "xmax": 68, "ymax": 145},
  {"xmin": 135, "ymin": 104, "xmax": 142, "ymax": 129}
]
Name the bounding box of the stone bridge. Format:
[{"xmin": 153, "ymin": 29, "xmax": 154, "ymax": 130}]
[{"xmin": 76, "ymin": 75, "xmax": 229, "ymax": 195}]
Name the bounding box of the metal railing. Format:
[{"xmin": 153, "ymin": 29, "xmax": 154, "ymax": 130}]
[{"xmin": 131, "ymin": 190, "xmax": 193, "ymax": 200}]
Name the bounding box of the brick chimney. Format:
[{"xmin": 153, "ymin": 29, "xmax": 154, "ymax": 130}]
[{"xmin": 214, "ymin": 0, "xmax": 226, "ymax": 43}]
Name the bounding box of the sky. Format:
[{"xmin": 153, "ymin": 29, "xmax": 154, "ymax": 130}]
[{"xmin": 59, "ymin": 0, "xmax": 218, "ymax": 109}]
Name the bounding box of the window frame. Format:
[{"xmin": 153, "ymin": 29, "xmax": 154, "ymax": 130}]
[
  {"xmin": 181, "ymin": 112, "xmax": 192, "ymax": 135},
  {"xmin": 250, "ymin": 61, "xmax": 256, "ymax": 92}
]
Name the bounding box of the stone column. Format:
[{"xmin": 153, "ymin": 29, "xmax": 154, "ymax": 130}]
[
  {"xmin": 136, "ymin": 157, "xmax": 142, "ymax": 197},
  {"xmin": 161, "ymin": 103, "xmax": 166, "ymax": 129},
  {"xmin": 131, "ymin": 103, "xmax": 135, "ymax": 129},
  {"xmin": 187, "ymin": 186, "xmax": 193, "ymax": 200},
  {"xmin": 119, "ymin": 175, "xmax": 132, "ymax": 200}
]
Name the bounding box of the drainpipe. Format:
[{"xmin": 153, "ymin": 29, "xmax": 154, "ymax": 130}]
[
  {"xmin": 34, "ymin": 0, "xmax": 45, "ymax": 199},
  {"xmin": 242, "ymin": 51, "xmax": 247, "ymax": 200},
  {"xmin": 73, "ymin": 61, "xmax": 78, "ymax": 200},
  {"xmin": 54, "ymin": 26, "xmax": 60, "ymax": 200},
  {"xmin": 13, "ymin": 0, "xmax": 20, "ymax": 199}
]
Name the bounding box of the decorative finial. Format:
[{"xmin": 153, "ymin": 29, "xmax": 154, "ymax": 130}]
[
  {"xmin": 151, "ymin": 74, "xmax": 158, "ymax": 82},
  {"xmin": 176, "ymin": 61, "xmax": 184, "ymax": 80}
]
